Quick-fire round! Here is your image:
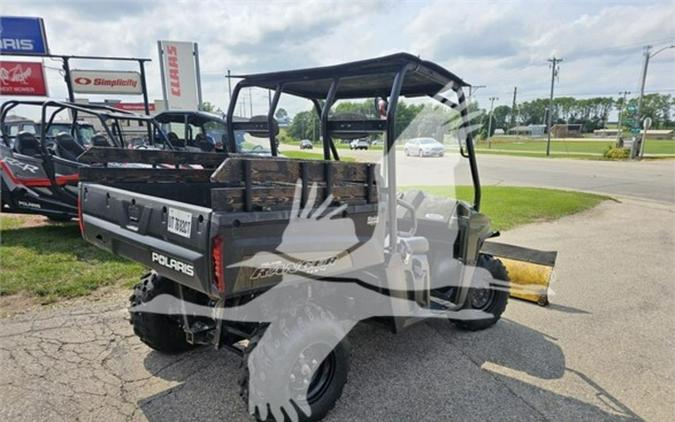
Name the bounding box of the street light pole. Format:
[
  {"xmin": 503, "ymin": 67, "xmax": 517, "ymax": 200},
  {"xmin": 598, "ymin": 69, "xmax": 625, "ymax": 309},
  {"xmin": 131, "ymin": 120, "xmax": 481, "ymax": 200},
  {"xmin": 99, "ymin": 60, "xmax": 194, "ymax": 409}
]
[
  {"xmin": 615, "ymin": 90, "xmax": 630, "ymax": 147},
  {"xmin": 546, "ymin": 57, "xmax": 562, "ymax": 157},
  {"xmin": 487, "ymin": 96, "xmax": 498, "ymax": 149},
  {"xmin": 468, "ymin": 85, "xmax": 486, "ymax": 99},
  {"xmin": 634, "ymin": 44, "xmax": 675, "ymax": 158}
]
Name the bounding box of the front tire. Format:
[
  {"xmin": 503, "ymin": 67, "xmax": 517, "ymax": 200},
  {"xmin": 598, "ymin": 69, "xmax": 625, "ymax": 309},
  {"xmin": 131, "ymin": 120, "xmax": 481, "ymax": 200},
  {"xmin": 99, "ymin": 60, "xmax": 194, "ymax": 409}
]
[
  {"xmin": 240, "ymin": 304, "xmax": 351, "ymax": 422},
  {"xmin": 453, "ymin": 254, "xmax": 509, "ymax": 331},
  {"xmin": 129, "ymin": 272, "xmax": 192, "ymax": 354}
]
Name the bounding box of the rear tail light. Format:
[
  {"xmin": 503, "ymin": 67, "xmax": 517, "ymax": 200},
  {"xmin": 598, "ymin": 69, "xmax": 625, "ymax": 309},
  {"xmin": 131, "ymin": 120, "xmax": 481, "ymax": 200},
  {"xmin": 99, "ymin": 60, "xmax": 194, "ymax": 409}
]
[{"xmin": 212, "ymin": 235, "xmax": 225, "ymax": 293}]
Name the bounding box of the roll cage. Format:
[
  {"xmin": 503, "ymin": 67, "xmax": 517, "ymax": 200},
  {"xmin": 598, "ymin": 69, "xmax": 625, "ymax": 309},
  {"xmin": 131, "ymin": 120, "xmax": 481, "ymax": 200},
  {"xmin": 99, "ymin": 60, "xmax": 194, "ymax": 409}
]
[
  {"xmin": 0, "ymin": 100, "xmax": 172, "ymax": 151},
  {"xmin": 1, "ymin": 100, "xmax": 173, "ymax": 205},
  {"xmin": 225, "ymin": 53, "xmax": 482, "ymax": 248},
  {"xmin": 153, "ymin": 110, "xmax": 249, "ymax": 152}
]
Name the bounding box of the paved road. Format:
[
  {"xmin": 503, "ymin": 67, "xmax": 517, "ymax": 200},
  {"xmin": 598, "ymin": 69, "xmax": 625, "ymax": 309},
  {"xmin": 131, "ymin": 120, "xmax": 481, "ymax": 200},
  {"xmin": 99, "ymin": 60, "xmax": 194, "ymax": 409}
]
[
  {"xmin": 340, "ymin": 149, "xmax": 675, "ymax": 203},
  {"xmin": 1, "ymin": 199, "xmax": 673, "ymax": 421}
]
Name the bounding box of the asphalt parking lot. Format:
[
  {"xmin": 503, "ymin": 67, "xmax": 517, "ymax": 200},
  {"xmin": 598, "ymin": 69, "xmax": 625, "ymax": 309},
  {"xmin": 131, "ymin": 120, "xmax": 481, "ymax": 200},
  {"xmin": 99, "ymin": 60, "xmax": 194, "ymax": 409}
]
[{"xmin": 1, "ymin": 197, "xmax": 672, "ymax": 422}]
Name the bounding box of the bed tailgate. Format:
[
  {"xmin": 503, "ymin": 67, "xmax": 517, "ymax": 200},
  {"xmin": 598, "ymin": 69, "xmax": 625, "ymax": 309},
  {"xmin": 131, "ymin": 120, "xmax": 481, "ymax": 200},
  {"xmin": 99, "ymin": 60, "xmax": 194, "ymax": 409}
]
[{"xmin": 80, "ymin": 183, "xmax": 214, "ymax": 294}]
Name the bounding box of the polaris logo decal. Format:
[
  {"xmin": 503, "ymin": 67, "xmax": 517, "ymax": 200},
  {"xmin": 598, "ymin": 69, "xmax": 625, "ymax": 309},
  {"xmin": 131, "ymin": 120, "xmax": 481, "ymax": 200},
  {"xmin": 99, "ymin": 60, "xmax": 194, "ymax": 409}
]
[
  {"xmin": 152, "ymin": 252, "xmax": 195, "ymax": 276},
  {"xmin": 18, "ymin": 200, "xmax": 41, "ymax": 209}
]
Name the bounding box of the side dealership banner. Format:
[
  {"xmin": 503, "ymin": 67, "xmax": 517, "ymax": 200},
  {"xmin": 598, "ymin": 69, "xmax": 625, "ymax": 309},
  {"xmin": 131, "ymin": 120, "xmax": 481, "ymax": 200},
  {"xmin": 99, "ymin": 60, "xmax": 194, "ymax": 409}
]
[
  {"xmin": 0, "ymin": 61, "xmax": 48, "ymax": 96},
  {"xmin": 70, "ymin": 69, "xmax": 143, "ymax": 94},
  {"xmin": 113, "ymin": 102, "xmax": 156, "ymax": 112},
  {"xmin": 158, "ymin": 40, "xmax": 202, "ymax": 110},
  {"xmin": 0, "ymin": 16, "xmax": 49, "ymax": 55}
]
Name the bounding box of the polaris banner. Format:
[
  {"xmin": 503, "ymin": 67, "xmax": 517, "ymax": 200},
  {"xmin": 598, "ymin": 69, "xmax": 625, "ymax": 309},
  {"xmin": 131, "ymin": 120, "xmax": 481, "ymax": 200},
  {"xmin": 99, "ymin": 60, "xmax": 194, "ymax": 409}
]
[
  {"xmin": 158, "ymin": 40, "xmax": 202, "ymax": 110},
  {"xmin": 70, "ymin": 69, "xmax": 143, "ymax": 94},
  {"xmin": 0, "ymin": 61, "xmax": 48, "ymax": 96},
  {"xmin": 0, "ymin": 16, "xmax": 49, "ymax": 55}
]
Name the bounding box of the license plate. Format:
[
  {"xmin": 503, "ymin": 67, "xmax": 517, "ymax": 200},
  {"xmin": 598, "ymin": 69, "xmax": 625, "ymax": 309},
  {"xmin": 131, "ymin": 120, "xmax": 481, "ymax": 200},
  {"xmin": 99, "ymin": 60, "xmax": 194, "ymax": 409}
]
[{"xmin": 167, "ymin": 208, "xmax": 192, "ymax": 238}]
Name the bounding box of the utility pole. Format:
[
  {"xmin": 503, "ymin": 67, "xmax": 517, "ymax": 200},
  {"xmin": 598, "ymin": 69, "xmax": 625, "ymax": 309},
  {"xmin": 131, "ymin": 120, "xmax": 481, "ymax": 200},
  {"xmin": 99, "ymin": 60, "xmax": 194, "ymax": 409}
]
[
  {"xmin": 632, "ymin": 44, "xmax": 674, "ymax": 158},
  {"xmin": 487, "ymin": 96, "xmax": 498, "ymax": 149},
  {"xmin": 249, "ymin": 87, "xmax": 253, "ymax": 117},
  {"xmin": 615, "ymin": 90, "xmax": 630, "ymax": 147},
  {"xmin": 509, "ymin": 87, "xmax": 517, "ymax": 129},
  {"xmin": 636, "ymin": 46, "xmax": 651, "ymax": 131},
  {"xmin": 546, "ymin": 57, "xmax": 562, "ymax": 157},
  {"xmin": 227, "ymin": 69, "xmax": 232, "ymax": 103}
]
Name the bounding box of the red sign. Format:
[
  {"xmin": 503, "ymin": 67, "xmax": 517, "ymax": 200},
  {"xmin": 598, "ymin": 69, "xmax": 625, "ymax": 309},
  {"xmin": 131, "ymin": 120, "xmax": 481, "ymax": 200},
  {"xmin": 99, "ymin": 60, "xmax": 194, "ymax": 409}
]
[
  {"xmin": 0, "ymin": 61, "xmax": 48, "ymax": 96},
  {"xmin": 113, "ymin": 102, "xmax": 156, "ymax": 112}
]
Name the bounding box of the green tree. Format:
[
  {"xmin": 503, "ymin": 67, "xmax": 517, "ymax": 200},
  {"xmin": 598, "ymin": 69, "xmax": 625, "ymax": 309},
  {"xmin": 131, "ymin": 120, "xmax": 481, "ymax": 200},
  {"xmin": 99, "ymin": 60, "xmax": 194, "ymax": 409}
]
[
  {"xmin": 199, "ymin": 101, "xmax": 223, "ymax": 114},
  {"xmin": 517, "ymin": 98, "xmax": 548, "ymax": 125},
  {"xmin": 288, "ymin": 110, "xmax": 320, "ymax": 142}
]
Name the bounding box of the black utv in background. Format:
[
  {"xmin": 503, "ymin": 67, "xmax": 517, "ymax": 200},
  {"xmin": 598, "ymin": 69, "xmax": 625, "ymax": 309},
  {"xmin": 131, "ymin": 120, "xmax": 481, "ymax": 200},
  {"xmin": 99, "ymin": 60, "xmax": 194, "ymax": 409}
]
[{"xmin": 154, "ymin": 110, "xmax": 268, "ymax": 154}]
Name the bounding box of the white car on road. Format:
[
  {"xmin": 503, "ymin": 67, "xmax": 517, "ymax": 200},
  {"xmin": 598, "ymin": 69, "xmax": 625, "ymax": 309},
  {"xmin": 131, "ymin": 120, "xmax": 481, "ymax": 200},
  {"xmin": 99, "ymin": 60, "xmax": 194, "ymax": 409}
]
[
  {"xmin": 404, "ymin": 137, "xmax": 445, "ymax": 157},
  {"xmin": 350, "ymin": 138, "xmax": 369, "ymax": 150}
]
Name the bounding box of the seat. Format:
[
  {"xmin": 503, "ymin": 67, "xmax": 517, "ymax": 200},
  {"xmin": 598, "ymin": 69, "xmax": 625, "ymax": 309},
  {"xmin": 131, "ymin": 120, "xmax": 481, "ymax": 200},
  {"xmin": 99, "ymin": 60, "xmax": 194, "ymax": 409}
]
[
  {"xmin": 90, "ymin": 133, "xmax": 110, "ymax": 147},
  {"xmin": 195, "ymin": 133, "xmax": 215, "ymax": 152},
  {"xmin": 14, "ymin": 131, "xmax": 41, "ymax": 156},
  {"xmin": 55, "ymin": 132, "xmax": 85, "ymax": 161},
  {"xmin": 167, "ymin": 131, "xmax": 185, "ymax": 148}
]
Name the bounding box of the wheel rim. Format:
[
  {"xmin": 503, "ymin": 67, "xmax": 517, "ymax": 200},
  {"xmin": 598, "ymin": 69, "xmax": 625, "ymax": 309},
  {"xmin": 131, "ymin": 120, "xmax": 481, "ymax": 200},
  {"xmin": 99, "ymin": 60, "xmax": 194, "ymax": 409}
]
[
  {"xmin": 289, "ymin": 343, "xmax": 336, "ymax": 404},
  {"xmin": 470, "ymin": 288, "xmax": 495, "ymax": 310}
]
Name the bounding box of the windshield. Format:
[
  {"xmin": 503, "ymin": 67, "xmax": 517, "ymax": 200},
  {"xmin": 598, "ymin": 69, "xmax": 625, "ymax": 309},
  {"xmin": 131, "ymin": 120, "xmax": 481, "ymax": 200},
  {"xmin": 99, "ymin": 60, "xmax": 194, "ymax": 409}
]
[
  {"xmin": 45, "ymin": 124, "xmax": 72, "ymax": 137},
  {"xmin": 42, "ymin": 123, "xmax": 96, "ymax": 145},
  {"xmin": 204, "ymin": 120, "xmax": 226, "ymax": 140},
  {"xmin": 420, "ymin": 138, "xmax": 438, "ymax": 144}
]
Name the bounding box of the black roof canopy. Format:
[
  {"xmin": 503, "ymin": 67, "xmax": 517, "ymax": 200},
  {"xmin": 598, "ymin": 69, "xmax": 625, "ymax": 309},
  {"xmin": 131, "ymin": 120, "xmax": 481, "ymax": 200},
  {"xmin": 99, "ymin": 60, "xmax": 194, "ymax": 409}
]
[
  {"xmin": 154, "ymin": 111, "xmax": 225, "ymax": 126},
  {"xmin": 233, "ymin": 53, "xmax": 470, "ymax": 99}
]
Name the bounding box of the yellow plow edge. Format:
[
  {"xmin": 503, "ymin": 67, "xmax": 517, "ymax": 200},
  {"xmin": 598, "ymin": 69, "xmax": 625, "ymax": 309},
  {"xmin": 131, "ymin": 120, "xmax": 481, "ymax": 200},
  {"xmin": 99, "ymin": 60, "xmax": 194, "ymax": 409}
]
[{"xmin": 482, "ymin": 241, "xmax": 557, "ymax": 306}]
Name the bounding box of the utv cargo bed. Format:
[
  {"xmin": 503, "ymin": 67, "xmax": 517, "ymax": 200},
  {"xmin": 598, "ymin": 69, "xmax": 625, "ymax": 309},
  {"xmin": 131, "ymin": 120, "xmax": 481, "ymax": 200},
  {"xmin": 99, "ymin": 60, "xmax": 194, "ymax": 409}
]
[{"xmin": 80, "ymin": 150, "xmax": 378, "ymax": 297}]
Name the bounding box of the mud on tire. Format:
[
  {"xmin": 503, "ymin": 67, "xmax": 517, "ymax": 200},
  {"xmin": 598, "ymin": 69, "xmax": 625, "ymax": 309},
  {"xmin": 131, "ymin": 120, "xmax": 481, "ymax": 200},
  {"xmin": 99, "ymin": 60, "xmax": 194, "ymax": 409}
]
[{"xmin": 129, "ymin": 272, "xmax": 192, "ymax": 354}]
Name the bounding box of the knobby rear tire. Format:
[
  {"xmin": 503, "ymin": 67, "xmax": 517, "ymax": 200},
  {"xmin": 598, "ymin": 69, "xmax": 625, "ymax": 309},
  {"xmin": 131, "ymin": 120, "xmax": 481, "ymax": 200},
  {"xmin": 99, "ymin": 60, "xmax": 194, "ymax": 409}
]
[{"xmin": 129, "ymin": 272, "xmax": 193, "ymax": 354}]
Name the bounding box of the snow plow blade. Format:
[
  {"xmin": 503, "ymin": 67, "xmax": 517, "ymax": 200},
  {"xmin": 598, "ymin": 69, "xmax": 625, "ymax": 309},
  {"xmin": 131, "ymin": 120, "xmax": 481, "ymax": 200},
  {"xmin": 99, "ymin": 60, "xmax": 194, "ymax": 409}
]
[{"xmin": 482, "ymin": 241, "xmax": 557, "ymax": 306}]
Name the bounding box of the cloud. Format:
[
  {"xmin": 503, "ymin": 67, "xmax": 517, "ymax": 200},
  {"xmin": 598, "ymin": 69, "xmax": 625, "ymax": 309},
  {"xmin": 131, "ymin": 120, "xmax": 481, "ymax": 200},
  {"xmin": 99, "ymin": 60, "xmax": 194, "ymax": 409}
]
[
  {"xmin": 2, "ymin": 0, "xmax": 673, "ymax": 118},
  {"xmin": 406, "ymin": 1, "xmax": 528, "ymax": 59}
]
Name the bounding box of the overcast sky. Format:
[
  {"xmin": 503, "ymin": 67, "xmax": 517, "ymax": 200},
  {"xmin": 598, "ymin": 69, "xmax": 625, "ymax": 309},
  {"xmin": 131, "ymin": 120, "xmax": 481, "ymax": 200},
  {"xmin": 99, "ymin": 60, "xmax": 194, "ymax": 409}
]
[{"xmin": 3, "ymin": 0, "xmax": 674, "ymax": 116}]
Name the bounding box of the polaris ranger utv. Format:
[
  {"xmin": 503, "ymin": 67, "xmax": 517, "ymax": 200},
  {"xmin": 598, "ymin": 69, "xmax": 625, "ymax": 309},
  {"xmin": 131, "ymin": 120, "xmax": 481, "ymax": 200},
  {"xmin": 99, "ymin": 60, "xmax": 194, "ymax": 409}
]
[{"xmin": 80, "ymin": 53, "xmax": 514, "ymax": 421}]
